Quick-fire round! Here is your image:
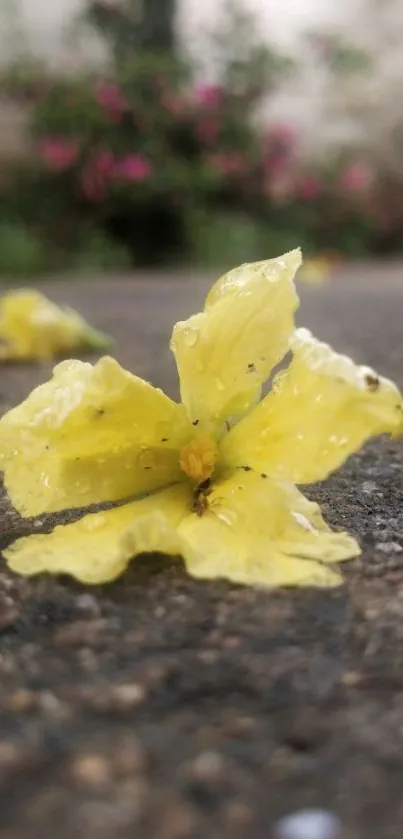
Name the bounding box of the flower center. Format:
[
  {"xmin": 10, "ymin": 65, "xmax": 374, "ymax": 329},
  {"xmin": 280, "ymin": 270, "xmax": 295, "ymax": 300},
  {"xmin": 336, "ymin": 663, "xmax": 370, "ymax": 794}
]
[{"xmin": 179, "ymin": 434, "xmax": 218, "ymax": 484}]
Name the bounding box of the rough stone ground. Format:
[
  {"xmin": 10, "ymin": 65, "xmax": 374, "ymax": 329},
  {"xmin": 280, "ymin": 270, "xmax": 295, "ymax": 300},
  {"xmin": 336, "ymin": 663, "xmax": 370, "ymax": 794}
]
[{"xmin": 0, "ymin": 262, "xmax": 402, "ymax": 839}]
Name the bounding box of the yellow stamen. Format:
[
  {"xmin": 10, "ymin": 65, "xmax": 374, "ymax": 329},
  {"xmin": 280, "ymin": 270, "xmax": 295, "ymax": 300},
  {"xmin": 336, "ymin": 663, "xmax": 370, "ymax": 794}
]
[{"xmin": 179, "ymin": 434, "xmax": 218, "ymax": 483}]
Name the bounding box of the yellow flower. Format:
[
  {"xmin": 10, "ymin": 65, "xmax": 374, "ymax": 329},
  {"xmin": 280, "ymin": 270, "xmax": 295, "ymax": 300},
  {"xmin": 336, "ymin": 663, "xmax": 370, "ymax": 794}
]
[
  {"xmin": 0, "ymin": 250, "xmax": 402, "ymax": 588},
  {"xmin": 297, "ymin": 253, "xmax": 341, "ymax": 287},
  {"xmin": 0, "ymin": 289, "xmax": 111, "ymax": 361}
]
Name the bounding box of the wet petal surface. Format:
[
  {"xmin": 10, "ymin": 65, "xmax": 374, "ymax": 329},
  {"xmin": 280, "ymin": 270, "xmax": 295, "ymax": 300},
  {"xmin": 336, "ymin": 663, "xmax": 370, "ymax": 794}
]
[
  {"xmin": 0, "ymin": 356, "xmax": 192, "ymax": 516},
  {"xmin": 221, "ymin": 328, "xmax": 403, "ymax": 483},
  {"xmin": 4, "ymin": 484, "xmax": 190, "ymax": 583},
  {"xmin": 170, "ymin": 251, "xmax": 300, "ymax": 432},
  {"xmin": 178, "ymin": 470, "xmax": 359, "ymax": 588}
]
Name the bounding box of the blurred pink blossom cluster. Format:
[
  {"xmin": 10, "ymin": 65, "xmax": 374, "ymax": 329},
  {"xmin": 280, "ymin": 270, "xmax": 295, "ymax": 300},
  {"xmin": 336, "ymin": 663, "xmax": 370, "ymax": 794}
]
[
  {"xmin": 340, "ymin": 161, "xmax": 374, "ymax": 193},
  {"xmin": 193, "ymin": 85, "xmax": 225, "ymax": 145},
  {"xmin": 262, "ymin": 122, "xmax": 374, "ymax": 205},
  {"xmin": 37, "ymin": 87, "xmax": 375, "ymax": 219},
  {"xmin": 39, "ymin": 135, "xmax": 152, "ymax": 201},
  {"xmin": 39, "ymin": 137, "xmax": 80, "ymax": 171},
  {"xmin": 263, "ymin": 123, "xmax": 298, "ymax": 203},
  {"xmin": 297, "ymin": 175, "xmax": 322, "ymax": 201},
  {"xmin": 81, "ymin": 151, "xmax": 115, "ymax": 201},
  {"xmin": 95, "ymin": 82, "xmax": 129, "ymax": 122},
  {"xmin": 195, "ymin": 83, "xmax": 224, "ymax": 109},
  {"xmin": 81, "ymin": 152, "xmax": 152, "ymax": 201}
]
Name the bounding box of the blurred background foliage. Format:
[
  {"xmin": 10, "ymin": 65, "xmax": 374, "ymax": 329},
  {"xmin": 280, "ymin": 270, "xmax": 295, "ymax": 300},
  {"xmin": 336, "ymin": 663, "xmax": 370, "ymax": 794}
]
[{"xmin": 0, "ymin": 0, "xmax": 400, "ymax": 276}]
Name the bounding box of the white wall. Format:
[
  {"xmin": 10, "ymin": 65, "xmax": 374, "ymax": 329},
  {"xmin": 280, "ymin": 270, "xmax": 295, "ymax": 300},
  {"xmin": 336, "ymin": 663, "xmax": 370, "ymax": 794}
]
[
  {"xmin": 177, "ymin": 0, "xmax": 351, "ymax": 51},
  {"xmin": 3, "ymin": 0, "xmax": 348, "ymax": 62},
  {"xmin": 1, "ymin": 0, "xmax": 104, "ymax": 64}
]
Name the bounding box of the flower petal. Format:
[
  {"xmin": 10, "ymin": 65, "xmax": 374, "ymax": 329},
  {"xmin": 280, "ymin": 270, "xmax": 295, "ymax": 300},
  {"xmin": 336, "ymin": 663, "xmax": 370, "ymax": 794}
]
[
  {"xmin": 0, "ymin": 356, "xmax": 192, "ymax": 516},
  {"xmin": 170, "ymin": 251, "xmax": 300, "ymax": 431},
  {"xmin": 4, "ymin": 484, "xmax": 190, "ymax": 583},
  {"xmin": 221, "ymin": 328, "xmax": 403, "ymax": 483},
  {"xmin": 0, "ymin": 290, "xmax": 111, "ymax": 360},
  {"xmin": 178, "ymin": 470, "xmax": 359, "ymax": 588}
]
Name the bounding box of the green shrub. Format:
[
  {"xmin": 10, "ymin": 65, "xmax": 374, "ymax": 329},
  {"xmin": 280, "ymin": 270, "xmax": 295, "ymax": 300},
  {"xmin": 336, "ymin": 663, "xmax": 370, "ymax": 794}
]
[
  {"xmin": 70, "ymin": 231, "xmax": 132, "ymax": 273},
  {"xmin": 0, "ymin": 3, "xmax": 382, "ymax": 268},
  {"xmin": 0, "ymin": 223, "xmax": 47, "ymax": 277}
]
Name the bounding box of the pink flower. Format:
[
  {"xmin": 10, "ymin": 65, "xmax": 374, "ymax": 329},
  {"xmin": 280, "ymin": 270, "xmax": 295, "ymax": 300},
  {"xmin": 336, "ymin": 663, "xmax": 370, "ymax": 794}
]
[
  {"xmin": 91, "ymin": 151, "xmax": 115, "ymax": 174},
  {"xmin": 267, "ymin": 123, "xmax": 296, "ymax": 148},
  {"xmin": 264, "ymin": 153, "xmax": 291, "ymax": 175},
  {"xmin": 195, "ymin": 83, "xmax": 223, "ymax": 109},
  {"xmin": 96, "ymin": 82, "xmax": 128, "ymax": 122},
  {"xmin": 196, "ymin": 117, "xmax": 221, "ymax": 144},
  {"xmin": 81, "ymin": 151, "xmax": 116, "ymax": 202},
  {"xmin": 297, "ymin": 175, "xmax": 322, "ymax": 201},
  {"xmin": 39, "ymin": 137, "xmax": 79, "ymax": 171},
  {"xmin": 81, "ymin": 169, "xmax": 104, "ymax": 202},
  {"xmin": 340, "ymin": 162, "xmax": 373, "ymax": 193},
  {"xmin": 266, "ymin": 173, "xmax": 295, "ymax": 204},
  {"xmin": 113, "ymin": 154, "xmax": 152, "ymax": 182}
]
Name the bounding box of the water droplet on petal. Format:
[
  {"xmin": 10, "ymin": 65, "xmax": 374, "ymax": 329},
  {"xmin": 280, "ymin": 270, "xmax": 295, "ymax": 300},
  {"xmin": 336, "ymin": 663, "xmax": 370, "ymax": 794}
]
[
  {"xmin": 292, "ymin": 511, "xmax": 315, "ymax": 532},
  {"xmin": 216, "ymin": 508, "xmax": 238, "ymax": 527},
  {"xmin": 183, "ymin": 327, "xmax": 199, "ymax": 347}
]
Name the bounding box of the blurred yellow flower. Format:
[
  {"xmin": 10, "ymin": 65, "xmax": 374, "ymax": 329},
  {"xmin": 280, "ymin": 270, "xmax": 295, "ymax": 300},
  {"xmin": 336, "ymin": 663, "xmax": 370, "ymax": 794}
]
[
  {"xmin": 297, "ymin": 252, "xmax": 341, "ymax": 287},
  {"xmin": 0, "ymin": 251, "xmax": 401, "ymax": 589},
  {"xmin": 0, "ymin": 289, "xmax": 111, "ymax": 360}
]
